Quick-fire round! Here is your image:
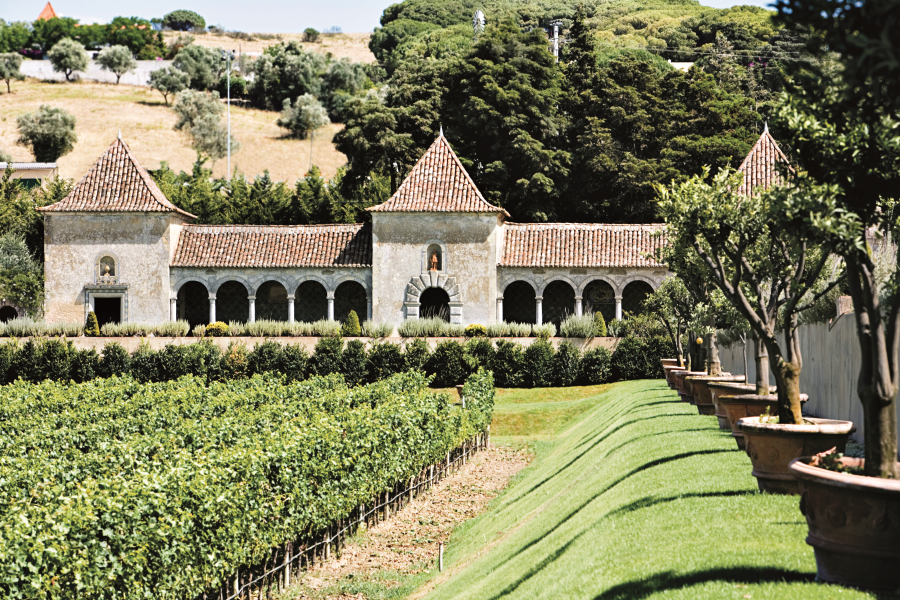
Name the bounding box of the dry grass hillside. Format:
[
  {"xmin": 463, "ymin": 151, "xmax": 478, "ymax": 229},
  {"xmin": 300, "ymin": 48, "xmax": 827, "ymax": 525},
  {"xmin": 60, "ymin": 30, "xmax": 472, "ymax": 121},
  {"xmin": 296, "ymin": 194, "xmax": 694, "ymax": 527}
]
[
  {"xmin": 0, "ymin": 79, "xmax": 348, "ymax": 183},
  {"xmin": 165, "ymin": 32, "xmax": 376, "ymax": 62}
]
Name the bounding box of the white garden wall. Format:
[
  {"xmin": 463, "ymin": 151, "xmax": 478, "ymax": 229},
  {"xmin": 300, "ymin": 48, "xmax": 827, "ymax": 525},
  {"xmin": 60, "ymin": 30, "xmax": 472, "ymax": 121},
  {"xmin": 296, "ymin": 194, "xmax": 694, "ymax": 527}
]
[{"xmin": 717, "ymin": 315, "xmax": 900, "ymax": 455}]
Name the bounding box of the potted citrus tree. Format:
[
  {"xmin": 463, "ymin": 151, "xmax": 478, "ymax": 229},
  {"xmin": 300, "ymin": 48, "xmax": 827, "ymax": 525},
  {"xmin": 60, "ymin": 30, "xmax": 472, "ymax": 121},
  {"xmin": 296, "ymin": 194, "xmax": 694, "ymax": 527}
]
[
  {"xmin": 771, "ymin": 0, "xmax": 900, "ymax": 587},
  {"xmin": 659, "ymin": 165, "xmax": 854, "ymax": 493}
]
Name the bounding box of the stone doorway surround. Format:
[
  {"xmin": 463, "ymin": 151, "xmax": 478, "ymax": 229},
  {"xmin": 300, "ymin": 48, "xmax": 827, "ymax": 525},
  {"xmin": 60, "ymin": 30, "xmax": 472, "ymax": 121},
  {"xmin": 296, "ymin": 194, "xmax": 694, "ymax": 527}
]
[{"xmin": 404, "ymin": 272, "xmax": 463, "ymax": 324}]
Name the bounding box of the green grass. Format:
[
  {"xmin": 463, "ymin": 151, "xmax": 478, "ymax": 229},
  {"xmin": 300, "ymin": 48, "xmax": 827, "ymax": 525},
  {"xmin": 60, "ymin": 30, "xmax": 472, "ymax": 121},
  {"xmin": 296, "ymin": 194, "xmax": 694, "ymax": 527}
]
[{"xmin": 415, "ymin": 380, "xmax": 881, "ymax": 600}]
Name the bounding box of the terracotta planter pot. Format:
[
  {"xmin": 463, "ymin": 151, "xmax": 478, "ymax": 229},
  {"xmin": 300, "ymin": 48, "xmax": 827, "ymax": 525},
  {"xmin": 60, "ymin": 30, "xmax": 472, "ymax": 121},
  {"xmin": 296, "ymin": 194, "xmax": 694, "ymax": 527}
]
[
  {"xmin": 661, "ymin": 358, "xmax": 679, "ymax": 368},
  {"xmin": 707, "ymin": 381, "xmax": 754, "ymax": 429},
  {"xmin": 717, "ymin": 392, "xmax": 791, "ymax": 450},
  {"xmin": 685, "ymin": 374, "xmax": 742, "ymax": 416},
  {"xmin": 663, "ymin": 364, "xmax": 686, "ymax": 388},
  {"xmin": 789, "ymin": 456, "xmax": 900, "ymax": 590},
  {"xmin": 736, "ymin": 417, "xmax": 856, "ymax": 494},
  {"xmin": 670, "ymin": 370, "xmax": 706, "ymax": 400}
]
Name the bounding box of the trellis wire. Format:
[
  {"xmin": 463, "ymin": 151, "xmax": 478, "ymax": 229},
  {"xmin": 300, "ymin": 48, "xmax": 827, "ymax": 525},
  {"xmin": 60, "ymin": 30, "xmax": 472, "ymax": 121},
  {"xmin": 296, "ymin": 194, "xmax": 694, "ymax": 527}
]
[{"xmin": 196, "ymin": 428, "xmax": 489, "ymax": 600}]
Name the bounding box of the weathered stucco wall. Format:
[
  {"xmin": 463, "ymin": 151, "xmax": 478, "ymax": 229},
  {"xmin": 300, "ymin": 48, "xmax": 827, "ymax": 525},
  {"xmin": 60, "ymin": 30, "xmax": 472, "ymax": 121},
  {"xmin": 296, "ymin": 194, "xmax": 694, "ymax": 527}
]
[
  {"xmin": 371, "ymin": 213, "xmax": 502, "ymax": 326},
  {"xmin": 44, "ymin": 213, "xmax": 183, "ymax": 323}
]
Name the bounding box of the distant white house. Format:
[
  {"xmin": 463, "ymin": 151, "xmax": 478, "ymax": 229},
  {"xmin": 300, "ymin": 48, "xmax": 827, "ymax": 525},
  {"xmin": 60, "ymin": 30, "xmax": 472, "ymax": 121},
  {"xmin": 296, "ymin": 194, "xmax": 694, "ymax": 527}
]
[{"xmin": 0, "ymin": 162, "xmax": 58, "ymax": 188}]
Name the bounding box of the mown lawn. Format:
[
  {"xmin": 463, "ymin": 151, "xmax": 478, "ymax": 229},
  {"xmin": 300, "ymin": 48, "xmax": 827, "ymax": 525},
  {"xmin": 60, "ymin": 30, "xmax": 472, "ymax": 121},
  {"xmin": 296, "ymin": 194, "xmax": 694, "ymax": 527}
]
[{"xmin": 414, "ymin": 380, "xmax": 880, "ymax": 600}]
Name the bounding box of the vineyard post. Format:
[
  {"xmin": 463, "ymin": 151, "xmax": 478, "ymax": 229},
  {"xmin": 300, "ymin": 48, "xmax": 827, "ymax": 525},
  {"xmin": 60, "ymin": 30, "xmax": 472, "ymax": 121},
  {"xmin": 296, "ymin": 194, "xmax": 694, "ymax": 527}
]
[
  {"xmin": 439, "ymin": 541, "xmax": 444, "ymax": 572},
  {"xmin": 324, "ymin": 529, "xmax": 330, "ymax": 561},
  {"xmin": 486, "ymin": 425, "xmax": 490, "ymax": 448},
  {"xmin": 283, "ymin": 542, "xmax": 291, "ymax": 588}
]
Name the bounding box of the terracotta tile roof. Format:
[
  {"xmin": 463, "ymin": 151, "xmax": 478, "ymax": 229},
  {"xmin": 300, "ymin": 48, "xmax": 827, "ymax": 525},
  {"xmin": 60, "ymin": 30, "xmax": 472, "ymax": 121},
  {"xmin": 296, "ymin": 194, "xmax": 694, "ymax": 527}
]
[
  {"xmin": 500, "ymin": 223, "xmax": 667, "ymax": 268},
  {"xmin": 39, "ymin": 136, "xmax": 196, "ymax": 218},
  {"xmin": 737, "ymin": 126, "xmax": 794, "ymax": 197},
  {"xmin": 369, "ymin": 134, "xmax": 509, "ymax": 215},
  {"xmin": 172, "ymin": 224, "xmax": 372, "ymax": 268},
  {"xmin": 38, "ymin": 2, "xmax": 57, "ymax": 20}
]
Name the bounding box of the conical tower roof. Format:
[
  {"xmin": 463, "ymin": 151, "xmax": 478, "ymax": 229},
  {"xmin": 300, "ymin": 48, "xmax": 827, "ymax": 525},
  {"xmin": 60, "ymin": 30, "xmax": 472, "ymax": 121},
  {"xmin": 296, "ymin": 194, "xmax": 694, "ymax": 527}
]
[
  {"xmin": 37, "ymin": 2, "xmax": 57, "ymax": 20},
  {"xmin": 368, "ymin": 133, "xmax": 509, "ymax": 216},
  {"xmin": 39, "ymin": 136, "xmax": 196, "ymax": 218},
  {"xmin": 737, "ymin": 125, "xmax": 794, "ymax": 197}
]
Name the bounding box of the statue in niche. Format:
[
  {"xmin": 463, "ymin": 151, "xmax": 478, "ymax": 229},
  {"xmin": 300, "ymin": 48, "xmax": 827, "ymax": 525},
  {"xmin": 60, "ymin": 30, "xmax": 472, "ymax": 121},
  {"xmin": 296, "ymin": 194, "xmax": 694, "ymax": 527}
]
[{"xmin": 429, "ymin": 251, "xmax": 439, "ymax": 271}]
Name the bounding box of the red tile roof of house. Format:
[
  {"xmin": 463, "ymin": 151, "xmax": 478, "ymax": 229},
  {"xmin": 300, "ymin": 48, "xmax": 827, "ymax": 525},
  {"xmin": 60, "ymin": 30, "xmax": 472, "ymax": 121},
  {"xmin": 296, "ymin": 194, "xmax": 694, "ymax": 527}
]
[
  {"xmin": 172, "ymin": 224, "xmax": 372, "ymax": 268},
  {"xmin": 37, "ymin": 2, "xmax": 57, "ymax": 20},
  {"xmin": 737, "ymin": 126, "xmax": 794, "ymax": 197},
  {"xmin": 500, "ymin": 223, "xmax": 667, "ymax": 268},
  {"xmin": 368, "ymin": 134, "xmax": 509, "ymax": 215},
  {"xmin": 39, "ymin": 136, "xmax": 196, "ymax": 218}
]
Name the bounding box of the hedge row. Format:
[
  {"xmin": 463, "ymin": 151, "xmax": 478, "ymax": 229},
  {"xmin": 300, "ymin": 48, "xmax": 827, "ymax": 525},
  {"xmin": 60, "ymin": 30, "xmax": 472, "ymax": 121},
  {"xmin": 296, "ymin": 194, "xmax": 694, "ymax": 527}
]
[
  {"xmin": 0, "ymin": 334, "xmax": 672, "ymax": 388},
  {"xmin": 0, "ymin": 370, "xmax": 495, "ymax": 599}
]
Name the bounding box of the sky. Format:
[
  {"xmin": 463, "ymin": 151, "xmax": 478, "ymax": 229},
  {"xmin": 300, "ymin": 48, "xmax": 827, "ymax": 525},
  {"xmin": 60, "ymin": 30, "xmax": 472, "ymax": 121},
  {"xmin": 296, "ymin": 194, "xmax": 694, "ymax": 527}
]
[{"xmin": 1, "ymin": 0, "xmax": 775, "ymax": 33}]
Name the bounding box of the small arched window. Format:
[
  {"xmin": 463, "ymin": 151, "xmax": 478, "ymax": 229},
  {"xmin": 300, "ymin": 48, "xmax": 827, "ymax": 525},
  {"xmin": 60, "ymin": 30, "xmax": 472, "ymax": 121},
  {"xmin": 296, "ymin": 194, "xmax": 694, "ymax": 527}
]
[
  {"xmin": 98, "ymin": 255, "xmax": 117, "ymax": 281},
  {"xmin": 426, "ymin": 244, "xmax": 443, "ymax": 271}
]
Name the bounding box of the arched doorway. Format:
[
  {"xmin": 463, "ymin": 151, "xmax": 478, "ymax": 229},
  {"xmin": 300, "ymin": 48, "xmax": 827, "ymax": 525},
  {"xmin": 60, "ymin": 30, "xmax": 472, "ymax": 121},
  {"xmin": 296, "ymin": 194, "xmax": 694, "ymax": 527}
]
[
  {"xmin": 543, "ymin": 280, "xmax": 576, "ymax": 331},
  {"xmin": 295, "ymin": 281, "xmax": 328, "ymax": 322},
  {"xmin": 0, "ymin": 306, "xmax": 18, "ymax": 323},
  {"xmin": 583, "ymin": 280, "xmax": 616, "ymax": 324},
  {"xmin": 335, "ymin": 281, "xmax": 367, "ymax": 323},
  {"xmin": 217, "ymin": 281, "xmax": 249, "ymax": 323},
  {"xmin": 256, "ymin": 281, "xmax": 289, "ymax": 321},
  {"xmin": 420, "ymin": 287, "xmax": 450, "ymax": 321},
  {"xmin": 622, "ymin": 280, "xmax": 654, "ymax": 316},
  {"xmin": 503, "ymin": 281, "xmax": 536, "ymax": 324},
  {"xmin": 177, "ymin": 281, "xmax": 209, "ymax": 330}
]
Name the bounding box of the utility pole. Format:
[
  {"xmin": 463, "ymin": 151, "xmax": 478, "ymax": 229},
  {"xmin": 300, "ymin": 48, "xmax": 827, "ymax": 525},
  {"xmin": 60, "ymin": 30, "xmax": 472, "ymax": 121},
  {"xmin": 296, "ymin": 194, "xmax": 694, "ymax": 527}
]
[{"xmin": 550, "ymin": 20, "xmax": 562, "ymax": 61}]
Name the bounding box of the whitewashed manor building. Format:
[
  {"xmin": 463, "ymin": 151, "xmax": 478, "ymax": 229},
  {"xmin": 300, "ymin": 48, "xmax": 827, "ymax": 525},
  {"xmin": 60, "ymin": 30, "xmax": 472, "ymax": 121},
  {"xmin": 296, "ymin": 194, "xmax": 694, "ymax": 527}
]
[{"xmin": 40, "ymin": 134, "xmax": 671, "ymax": 330}]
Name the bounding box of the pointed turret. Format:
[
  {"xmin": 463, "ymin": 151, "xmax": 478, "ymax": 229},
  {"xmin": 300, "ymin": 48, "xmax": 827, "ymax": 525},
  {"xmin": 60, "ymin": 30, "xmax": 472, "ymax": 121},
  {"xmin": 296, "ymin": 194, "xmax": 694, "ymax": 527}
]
[
  {"xmin": 368, "ymin": 132, "xmax": 509, "ymax": 216},
  {"xmin": 39, "ymin": 136, "xmax": 196, "ymax": 218},
  {"xmin": 737, "ymin": 127, "xmax": 794, "ymax": 198},
  {"xmin": 37, "ymin": 2, "xmax": 57, "ymax": 20}
]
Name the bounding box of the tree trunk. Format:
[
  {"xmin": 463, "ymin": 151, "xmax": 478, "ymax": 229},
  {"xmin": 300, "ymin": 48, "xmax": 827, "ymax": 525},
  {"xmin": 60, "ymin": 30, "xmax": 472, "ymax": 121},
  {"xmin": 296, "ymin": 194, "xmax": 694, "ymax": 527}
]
[
  {"xmin": 741, "ymin": 333, "xmax": 748, "ymax": 382},
  {"xmin": 753, "ymin": 332, "xmax": 770, "ymax": 396},
  {"xmin": 861, "ymin": 386, "xmax": 899, "ymax": 478},
  {"xmin": 707, "ymin": 324, "xmax": 722, "ymax": 376},
  {"xmin": 769, "ymin": 354, "xmax": 803, "ymax": 424}
]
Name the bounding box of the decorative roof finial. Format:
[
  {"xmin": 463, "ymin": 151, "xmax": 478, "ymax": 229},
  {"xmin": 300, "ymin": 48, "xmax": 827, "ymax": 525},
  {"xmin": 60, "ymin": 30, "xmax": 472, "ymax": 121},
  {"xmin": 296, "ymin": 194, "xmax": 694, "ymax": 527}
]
[
  {"xmin": 439, "ymin": 124, "xmax": 444, "ymax": 137},
  {"xmin": 117, "ymin": 129, "xmax": 122, "ymax": 140},
  {"xmin": 763, "ymin": 121, "xmax": 768, "ymax": 133}
]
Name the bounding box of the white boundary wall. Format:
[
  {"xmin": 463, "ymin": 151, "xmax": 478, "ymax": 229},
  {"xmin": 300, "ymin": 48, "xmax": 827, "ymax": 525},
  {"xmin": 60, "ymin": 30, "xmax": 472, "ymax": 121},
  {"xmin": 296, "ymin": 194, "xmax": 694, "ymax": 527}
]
[
  {"xmin": 717, "ymin": 315, "xmax": 900, "ymax": 455},
  {"xmin": 21, "ymin": 60, "xmax": 173, "ymax": 87}
]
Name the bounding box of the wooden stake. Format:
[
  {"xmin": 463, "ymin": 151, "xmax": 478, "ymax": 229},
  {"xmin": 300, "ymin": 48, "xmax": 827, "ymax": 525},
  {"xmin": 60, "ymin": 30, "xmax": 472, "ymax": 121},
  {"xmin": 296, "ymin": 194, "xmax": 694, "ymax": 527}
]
[{"xmin": 439, "ymin": 541, "xmax": 444, "ymax": 572}]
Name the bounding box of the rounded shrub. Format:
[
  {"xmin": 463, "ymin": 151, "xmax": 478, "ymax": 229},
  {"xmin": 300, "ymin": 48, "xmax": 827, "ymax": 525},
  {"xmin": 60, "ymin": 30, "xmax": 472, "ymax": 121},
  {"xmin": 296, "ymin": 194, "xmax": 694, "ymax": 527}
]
[
  {"xmin": 580, "ymin": 346, "xmax": 612, "ymax": 384},
  {"xmin": 493, "ymin": 340, "xmax": 525, "ymax": 387},
  {"xmin": 404, "ymin": 338, "xmax": 430, "ymax": 371},
  {"xmin": 222, "ymin": 341, "xmax": 249, "ymax": 379},
  {"xmin": 42, "ymin": 339, "xmax": 75, "ymax": 382},
  {"xmin": 206, "ymin": 321, "xmax": 229, "ymax": 337},
  {"xmin": 248, "ymin": 340, "xmax": 284, "ymax": 375},
  {"xmin": 367, "ymin": 342, "xmax": 405, "ymax": 382},
  {"xmin": 426, "ymin": 340, "xmax": 469, "ymax": 387},
  {"xmin": 340, "ymin": 339, "xmax": 368, "ymax": 386},
  {"xmin": 98, "ymin": 341, "xmax": 131, "ymax": 378},
  {"xmin": 184, "ymin": 339, "xmax": 222, "ymax": 382},
  {"xmin": 523, "ymin": 338, "xmax": 555, "ymax": 387},
  {"xmin": 553, "ymin": 340, "xmax": 581, "ymax": 386},
  {"xmin": 465, "ymin": 324, "xmax": 487, "ymax": 338},
  {"xmin": 281, "ymin": 343, "xmax": 309, "ymax": 382},
  {"xmin": 130, "ymin": 341, "xmax": 160, "ymax": 383},
  {"xmin": 464, "ymin": 338, "xmax": 494, "ymax": 372},
  {"xmin": 157, "ymin": 344, "xmax": 190, "ymax": 380},
  {"xmin": 612, "ymin": 336, "xmax": 655, "ymax": 381},
  {"xmin": 310, "ymin": 336, "xmax": 343, "ymax": 376},
  {"xmin": 0, "ymin": 339, "xmax": 17, "ymax": 384},
  {"xmin": 70, "ymin": 348, "xmax": 99, "ymax": 383}
]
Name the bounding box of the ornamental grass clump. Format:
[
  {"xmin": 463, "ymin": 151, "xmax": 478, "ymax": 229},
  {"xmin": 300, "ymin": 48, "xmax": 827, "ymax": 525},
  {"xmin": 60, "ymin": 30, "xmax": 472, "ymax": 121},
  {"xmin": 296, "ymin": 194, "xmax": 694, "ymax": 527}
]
[
  {"xmin": 560, "ymin": 314, "xmax": 594, "ymax": 338},
  {"xmin": 532, "ymin": 323, "xmax": 556, "ymax": 339},
  {"xmin": 361, "ymin": 320, "xmax": 393, "ymax": 338},
  {"xmin": 154, "ymin": 320, "xmax": 190, "ymax": 337}
]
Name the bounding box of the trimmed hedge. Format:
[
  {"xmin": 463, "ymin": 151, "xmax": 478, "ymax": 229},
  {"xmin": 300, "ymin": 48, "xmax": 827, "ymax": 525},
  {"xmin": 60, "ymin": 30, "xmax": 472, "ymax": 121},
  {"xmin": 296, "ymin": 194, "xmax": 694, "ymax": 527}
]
[{"xmin": 0, "ymin": 335, "xmax": 669, "ymax": 388}]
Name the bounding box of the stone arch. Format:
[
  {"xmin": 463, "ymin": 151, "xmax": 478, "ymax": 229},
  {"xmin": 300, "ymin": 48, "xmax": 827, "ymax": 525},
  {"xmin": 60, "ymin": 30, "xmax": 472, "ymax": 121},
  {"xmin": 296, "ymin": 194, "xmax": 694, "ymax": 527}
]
[
  {"xmin": 621, "ymin": 280, "xmax": 654, "ymax": 316},
  {"xmin": 211, "ymin": 276, "xmax": 252, "ymax": 295},
  {"xmin": 256, "ymin": 280, "xmax": 289, "ymax": 321},
  {"xmin": 542, "ymin": 280, "xmax": 576, "ymax": 332},
  {"xmin": 0, "ymin": 304, "xmax": 21, "ymax": 322},
  {"xmin": 582, "ymin": 279, "xmax": 616, "ymax": 324},
  {"xmin": 216, "ymin": 280, "xmax": 249, "ymax": 324},
  {"xmin": 503, "ymin": 280, "xmax": 536, "ymax": 324},
  {"xmin": 174, "ymin": 277, "xmax": 210, "ymax": 293},
  {"xmin": 405, "ymin": 271, "xmax": 462, "ymax": 323},
  {"xmin": 251, "ymin": 274, "xmax": 292, "ymax": 298},
  {"xmin": 177, "ymin": 280, "xmax": 209, "ymax": 330},
  {"xmin": 334, "ymin": 280, "xmax": 367, "ymax": 323},
  {"xmin": 421, "ymin": 239, "xmax": 449, "ymax": 273},
  {"xmin": 617, "ymin": 274, "xmax": 658, "ymax": 296},
  {"xmin": 295, "ymin": 280, "xmax": 328, "ymax": 322}
]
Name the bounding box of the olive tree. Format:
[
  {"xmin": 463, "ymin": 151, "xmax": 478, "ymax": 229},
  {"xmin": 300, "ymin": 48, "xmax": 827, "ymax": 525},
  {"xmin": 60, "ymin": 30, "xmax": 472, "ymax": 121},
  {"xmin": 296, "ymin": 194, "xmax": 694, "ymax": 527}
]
[
  {"xmin": 47, "ymin": 38, "xmax": 87, "ymax": 82},
  {"xmin": 96, "ymin": 45, "xmax": 136, "ymax": 84},
  {"xmin": 173, "ymin": 44, "xmax": 221, "ymax": 90},
  {"xmin": 0, "ymin": 52, "xmax": 24, "ymax": 93},
  {"xmin": 162, "ymin": 10, "xmax": 206, "ymax": 31},
  {"xmin": 276, "ymin": 94, "xmax": 330, "ymax": 139},
  {"xmin": 149, "ymin": 66, "xmax": 190, "ymax": 105},
  {"xmin": 659, "ymin": 167, "xmax": 841, "ymax": 424},
  {"xmin": 172, "ymin": 89, "xmax": 239, "ymax": 165},
  {"xmin": 643, "ymin": 277, "xmax": 692, "ymax": 367},
  {"xmin": 15, "ymin": 105, "xmax": 77, "ymax": 162}
]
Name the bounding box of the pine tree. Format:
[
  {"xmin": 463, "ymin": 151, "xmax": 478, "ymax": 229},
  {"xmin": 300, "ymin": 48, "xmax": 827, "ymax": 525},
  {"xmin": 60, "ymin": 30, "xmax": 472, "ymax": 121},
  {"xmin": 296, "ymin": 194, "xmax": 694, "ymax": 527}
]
[
  {"xmin": 593, "ymin": 311, "xmax": 607, "ymax": 337},
  {"xmin": 85, "ymin": 311, "xmax": 100, "ymax": 337}
]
